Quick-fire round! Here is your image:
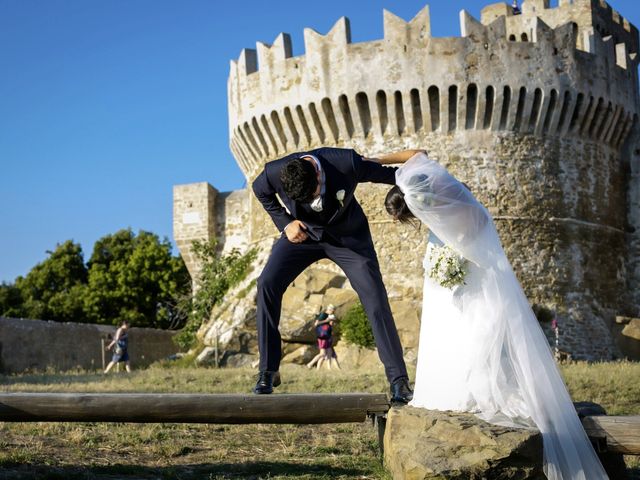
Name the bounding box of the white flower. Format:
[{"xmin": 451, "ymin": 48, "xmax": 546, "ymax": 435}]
[
  {"xmin": 336, "ymin": 189, "xmax": 345, "ymax": 208},
  {"xmin": 427, "ymin": 245, "xmax": 468, "ymax": 289}
]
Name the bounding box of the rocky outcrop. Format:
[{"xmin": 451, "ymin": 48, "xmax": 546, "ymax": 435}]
[
  {"xmin": 384, "ymin": 407, "xmax": 544, "ymax": 480},
  {"xmin": 195, "ymin": 241, "xmax": 422, "ymax": 365},
  {"xmin": 196, "ymin": 247, "xmax": 365, "ymax": 359},
  {"xmin": 335, "ymin": 343, "xmax": 383, "ymax": 372},
  {"xmin": 281, "ymin": 345, "xmax": 317, "ymax": 365},
  {"xmin": 280, "ymin": 269, "xmax": 349, "ymax": 343}
]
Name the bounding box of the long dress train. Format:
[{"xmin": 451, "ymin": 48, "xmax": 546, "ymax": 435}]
[{"xmin": 397, "ymin": 153, "xmax": 608, "ymax": 480}]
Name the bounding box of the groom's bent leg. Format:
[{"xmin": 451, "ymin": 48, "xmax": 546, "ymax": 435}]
[
  {"xmin": 327, "ymin": 245, "xmax": 408, "ymax": 383},
  {"xmin": 257, "ymin": 237, "xmax": 324, "ymax": 372}
]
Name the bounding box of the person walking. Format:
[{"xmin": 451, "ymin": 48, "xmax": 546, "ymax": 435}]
[{"xmin": 104, "ymin": 320, "xmax": 131, "ymax": 373}]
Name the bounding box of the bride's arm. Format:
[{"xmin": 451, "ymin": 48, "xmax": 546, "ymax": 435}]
[{"xmin": 365, "ymin": 149, "xmax": 427, "ymax": 165}]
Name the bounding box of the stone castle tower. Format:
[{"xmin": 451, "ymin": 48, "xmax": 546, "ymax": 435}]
[{"xmin": 174, "ymin": 0, "xmax": 640, "ymax": 360}]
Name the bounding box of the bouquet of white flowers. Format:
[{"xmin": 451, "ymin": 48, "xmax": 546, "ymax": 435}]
[{"xmin": 427, "ymin": 244, "xmax": 468, "ymax": 289}]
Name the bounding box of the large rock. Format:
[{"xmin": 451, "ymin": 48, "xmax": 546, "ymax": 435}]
[
  {"xmin": 281, "ymin": 345, "xmax": 318, "ymax": 365},
  {"xmin": 222, "ymin": 352, "xmax": 257, "ymax": 368},
  {"xmin": 336, "ymin": 343, "xmax": 383, "ymax": 373},
  {"xmin": 280, "ymin": 286, "xmax": 324, "ymax": 343},
  {"xmin": 292, "ymin": 269, "xmax": 346, "ymax": 293},
  {"xmin": 195, "ymin": 346, "xmax": 219, "ymax": 366},
  {"xmin": 280, "ymin": 272, "xmax": 352, "ymax": 343},
  {"xmin": 389, "ymin": 299, "xmax": 421, "ymax": 351},
  {"xmin": 323, "ymin": 287, "xmax": 359, "ymax": 317},
  {"xmin": 384, "ymin": 407, "xmax": 544, "ymax": 480},
  {"xmin": 622, "ymin": 318, "xmax": 640, "ymax": 341}
]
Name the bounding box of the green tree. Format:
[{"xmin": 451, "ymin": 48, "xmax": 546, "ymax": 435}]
[
  {"xmin": 84, "ymin": 229, "xmax": 190, "ymax": 328},
  {"xmin": 0, "ymin": 282, "xmax": 25, "ymax": 318},
  {"xmin": 14, "ymin": 240, "xmax": 88, "ymax": 322}
]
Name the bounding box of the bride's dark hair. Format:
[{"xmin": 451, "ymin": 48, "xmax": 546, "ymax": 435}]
[{"xmin": 385, "ymin": 185, "xmax": 417, "ymax": 224}]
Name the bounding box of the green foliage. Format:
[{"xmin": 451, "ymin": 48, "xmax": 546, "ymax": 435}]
[
  {"xmin": 83, "ymin": 229, "xmax": 190, "ymax": 328},
  {"xmin": 340, "ymin": 302, "xmax": 375, "ymax": 349},
  {"xmin": 0, "ymin": 230, "xmax": 190, "ymax": 328},
  {"xmin": 173, "ymin": 241, "xmax": 257, "ymax": 351},
  {"xmin": 0, "ymin": 282, "xmax": 25, "ymax": 318},
  {"xmin": 14, "ymin": 240, "xmax": 88, "ymax": 322}
]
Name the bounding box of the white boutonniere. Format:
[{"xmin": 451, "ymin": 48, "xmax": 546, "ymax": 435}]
[{"xmin": 336, "ymin": 190, "xmax": 345, "ymax": 208}]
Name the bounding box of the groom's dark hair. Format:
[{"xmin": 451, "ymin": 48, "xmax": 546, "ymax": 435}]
[
  {"xmin": 280, "ymin": 157, "xmax": 318, "ymax": 202},
  {"xmin": 385, "ymin": 185, "xmax": 417, "ymax": 224}
]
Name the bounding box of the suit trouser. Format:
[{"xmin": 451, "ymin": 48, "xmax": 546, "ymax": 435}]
[{"xmin": 256, "ymin": 235, "xmax": 408, "ymax": 383}]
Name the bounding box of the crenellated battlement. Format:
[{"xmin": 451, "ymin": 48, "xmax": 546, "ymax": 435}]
[
  {"xmin": 227, "ymin": 1, "xmax": 639, "ymax": 179},
  {"xmin": 173, "ymin": 0, "xmax": 640, "ymax": 361}
]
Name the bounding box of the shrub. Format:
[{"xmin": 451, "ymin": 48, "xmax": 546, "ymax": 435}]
[
  {"xmin": 173, "ymin": 241, "xmax": 256, "ymax": 351},
  {"xmin": 340, "ymin": 302, "xmax": 375, "ymax": 349}
]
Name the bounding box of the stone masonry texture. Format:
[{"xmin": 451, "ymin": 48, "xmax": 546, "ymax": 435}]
[
  {"xmin": 0, "ymin": 317, "xmax": 178, "ymax": 373},
  {"xmin": 174, "ymin": 0, "xmax": 640, "ymax": 360}
]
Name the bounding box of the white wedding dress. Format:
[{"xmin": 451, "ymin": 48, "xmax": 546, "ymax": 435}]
[{"xmin": 397, "ymin": 154, "xmax": 608, "ymax": 480}]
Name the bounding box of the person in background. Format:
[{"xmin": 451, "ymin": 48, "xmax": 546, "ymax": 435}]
[
  {"xmin": 324, "ymin": 305, "xmax": 341, "ymax": 370},
  {"xmin": 104, "ymin": 320, "xmax": 131, "ymax": 373},
  {"xmin": 307, "ymin": 305, "xmax": 340, "ymax": 369}
]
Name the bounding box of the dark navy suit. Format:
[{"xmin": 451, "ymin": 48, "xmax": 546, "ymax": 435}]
[{"xmin": 252, "ymin": 147, "xmax": 408, "ymax": 383}]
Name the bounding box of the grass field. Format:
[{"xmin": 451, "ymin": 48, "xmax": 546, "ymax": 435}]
[{"xmin": 0, "ymin": 361, "xmax": 638, "ymax": 479}]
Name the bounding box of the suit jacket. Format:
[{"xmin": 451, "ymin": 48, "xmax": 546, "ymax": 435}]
[{"xmin": 252, "ymin": 147, "xmax": 397, "ymax": 251}]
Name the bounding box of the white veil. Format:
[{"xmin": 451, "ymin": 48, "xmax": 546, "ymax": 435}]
[{"xmin": 396, "ymin": 153, "xmax": 608, "ymax": 480}]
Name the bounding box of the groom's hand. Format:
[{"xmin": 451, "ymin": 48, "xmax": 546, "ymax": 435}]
[{"xmin": 284, "ymin": 220, "xmax": 308, "ymax": 243}]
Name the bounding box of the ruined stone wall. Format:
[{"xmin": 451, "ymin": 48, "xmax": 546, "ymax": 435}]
[
  {"xmin": 0, "ymin": 317, "xmax": 178, "ymax": 374},
  {"xmin": 215, "ymin": 189, "xmax": 250, "ymax": 254},
  {"xmin": 173, "ymin": 183, "xmax": 217, "ymax": 281}
]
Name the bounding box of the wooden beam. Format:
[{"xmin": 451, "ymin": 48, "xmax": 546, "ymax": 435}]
[
  {"xmin": 0, "ymin": 393, "xmax": 389, "ymax": 424},
  {"xmin": 0, "ymin": 393, "xmax": 637, "ymax": 455},
  {"xmin": 581, "ymin": 415, "xmax": 640, "ymax": 455}
]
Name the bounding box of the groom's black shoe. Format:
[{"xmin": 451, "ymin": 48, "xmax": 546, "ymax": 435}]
[
  {"xmin": 253, "ymin": 370, "xmax": 281, "ymax": 394},
  {"xmin": 390, "ymin": 377, "xmax": 413, "ymax": 404}
]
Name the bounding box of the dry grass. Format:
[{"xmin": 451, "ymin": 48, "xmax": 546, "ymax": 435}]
[{"xmin": 0, "ymin": 361, "xmax": 638, "ymax": 479}]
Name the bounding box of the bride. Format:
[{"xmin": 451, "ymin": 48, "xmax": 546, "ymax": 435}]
[{"xmin": 384, "ymin": 153, "xmax": 608, "ymax": 480}]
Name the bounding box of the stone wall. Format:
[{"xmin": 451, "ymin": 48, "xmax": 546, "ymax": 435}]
[
  {"xmin": 218, "ymin": 128, "xmax": 630, "ymax": 358},
  {"xmin": 174, "ymin": 0, "xmax": 640, "ymax": 360},
  {"xmin": 173, "ymin": 182, "xmax": 217, "ymax": 282},
  {"xmin": 227, "ymin": 1, "xmax": 638, "ymax": 181},
  {"xmin": 215, "ymin": 189, "xmax": 250, "ymax": 254},
  {"xmin": 0, "ymin": 317, "xmax": 178, "ymax": 374}
]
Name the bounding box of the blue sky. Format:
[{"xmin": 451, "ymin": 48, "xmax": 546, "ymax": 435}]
[{"xmin": 1, "ymin": 0, "xmax": 638, "ymax": 282}]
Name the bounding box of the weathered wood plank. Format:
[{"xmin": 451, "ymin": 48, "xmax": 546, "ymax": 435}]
[
  {"xmin": 0, "ymin": 393, "xmax": 389, "ymax": 424},
  {"xmin": 581, "ymin": 415, "xmax": 640, "ymax": 455},
  {"xmin": 1, "ymin": 393, "xmax": 637, "ymax": 455}
]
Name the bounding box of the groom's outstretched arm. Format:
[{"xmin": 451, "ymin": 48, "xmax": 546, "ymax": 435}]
[
  {"xmin": 252, "ymin": 169, "xmax": 295, "ymax": 232},
  {"xmin": 356, "ymin": 149, "xmax": 427, "ymax": 184},
  {"xmin": 368, "ymin": 149, "xmax": 427, "ymax": 165}
]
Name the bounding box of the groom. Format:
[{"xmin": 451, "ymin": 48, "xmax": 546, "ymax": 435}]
[{"xmin": 251, "ymin": 147, "xmax": 422, "ymax": 403}]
